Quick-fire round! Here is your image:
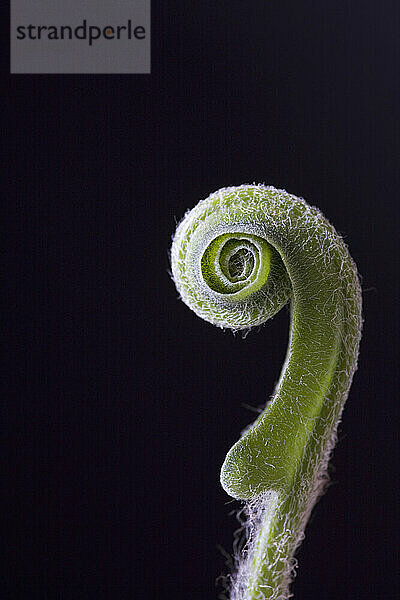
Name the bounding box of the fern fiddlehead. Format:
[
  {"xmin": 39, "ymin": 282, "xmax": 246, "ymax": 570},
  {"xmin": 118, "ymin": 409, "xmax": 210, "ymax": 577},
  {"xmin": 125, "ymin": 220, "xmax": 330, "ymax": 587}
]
[{"xmin": 170, "ymin": 185, "xmax": 362, "ymax": 600}]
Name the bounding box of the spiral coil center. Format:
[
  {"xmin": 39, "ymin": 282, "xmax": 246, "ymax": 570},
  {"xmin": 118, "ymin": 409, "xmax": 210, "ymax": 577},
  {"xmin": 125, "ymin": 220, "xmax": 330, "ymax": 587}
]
[
  {"xmin": 200, "ymin": 233, "xmax": 272, "ymax": 298},
  {"xmin": 227, "ymin": 248, "xmax": 254, "ymax": 280}
]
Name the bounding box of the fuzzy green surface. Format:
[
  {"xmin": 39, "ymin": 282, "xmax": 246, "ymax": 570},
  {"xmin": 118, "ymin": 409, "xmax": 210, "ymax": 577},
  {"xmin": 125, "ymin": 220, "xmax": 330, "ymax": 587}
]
[{"xmin": 171, "ymin": 185, "xmax": 362, "ymax": 600}]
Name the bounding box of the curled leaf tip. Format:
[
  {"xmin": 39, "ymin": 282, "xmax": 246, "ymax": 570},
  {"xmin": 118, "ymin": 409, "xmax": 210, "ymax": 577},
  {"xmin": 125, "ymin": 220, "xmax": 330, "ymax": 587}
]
[{"xmin": 171, "ymin": 184, "xmax": 362, "ymax": 599}]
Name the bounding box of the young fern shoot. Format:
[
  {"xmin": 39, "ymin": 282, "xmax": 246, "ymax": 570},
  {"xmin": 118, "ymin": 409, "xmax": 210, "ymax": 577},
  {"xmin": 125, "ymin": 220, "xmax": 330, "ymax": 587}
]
[{"xmin": 171, "ymin": 185, "xmax": 362, "ymax": 600}]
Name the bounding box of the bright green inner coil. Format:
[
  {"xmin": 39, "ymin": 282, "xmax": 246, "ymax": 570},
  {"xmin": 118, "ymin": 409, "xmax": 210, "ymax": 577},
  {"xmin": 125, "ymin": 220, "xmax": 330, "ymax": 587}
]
[{"xmin": 200, "ymin": 233, "xmax": 272, "ymax": 298}]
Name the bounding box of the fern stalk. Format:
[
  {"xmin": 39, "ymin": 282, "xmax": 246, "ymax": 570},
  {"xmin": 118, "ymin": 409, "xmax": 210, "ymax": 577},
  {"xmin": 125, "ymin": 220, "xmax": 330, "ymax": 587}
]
[{"xmin": 171, "ymin": 185, "xmax": 362, "ymax": 600}]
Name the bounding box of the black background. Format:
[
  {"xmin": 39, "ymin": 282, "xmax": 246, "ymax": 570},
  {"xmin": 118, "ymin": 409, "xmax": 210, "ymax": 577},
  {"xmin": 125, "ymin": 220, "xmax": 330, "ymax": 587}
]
[{"xmin": 5, "ymin": 2, "xmax": 400, "ymax": 599}]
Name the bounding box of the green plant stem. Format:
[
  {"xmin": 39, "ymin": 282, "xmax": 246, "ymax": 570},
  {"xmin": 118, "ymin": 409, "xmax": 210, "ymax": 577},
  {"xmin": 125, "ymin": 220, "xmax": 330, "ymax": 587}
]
[{"xmin": 171, "ymin": 185, "xmax": 362, "ymax": 600}]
